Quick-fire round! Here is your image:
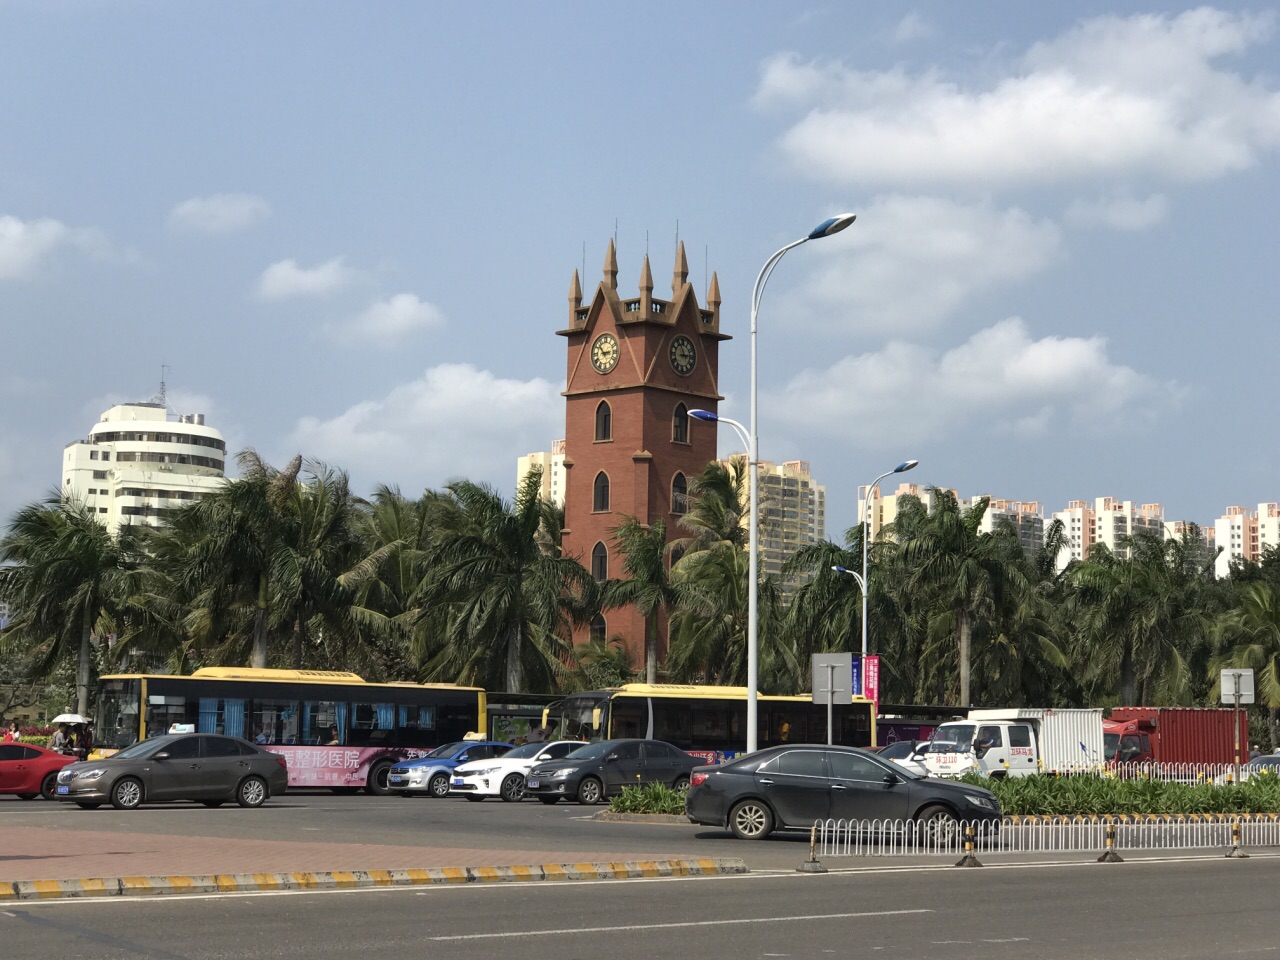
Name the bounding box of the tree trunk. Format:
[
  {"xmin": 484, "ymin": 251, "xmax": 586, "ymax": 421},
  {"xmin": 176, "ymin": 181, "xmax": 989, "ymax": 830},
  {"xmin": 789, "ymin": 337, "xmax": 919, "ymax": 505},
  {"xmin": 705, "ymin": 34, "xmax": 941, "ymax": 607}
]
[
  {"xmin": 957, "ymin": 611, "xmax": 971, "ymax": 707},
  {"xmin": 505, "ymin": 622, "xmax": 524, "ymax": 693},
  {"xmin": 252, "ymin": 572, "xmax": 269, "ymax": 668},
  {"xmin": 76, "ymin": 607, "xmax": 92, "ymax": 716},
  {"xmin": 645, "ymin": 616, "xmax": 658, "ymax": 685},
  {"xmin": 1119, "ymin": 645, "xmax": 1136, "ymax": 706},
  {"xmin": 293, "ymin": 617, "xmax": 305, "ymax": 670}
]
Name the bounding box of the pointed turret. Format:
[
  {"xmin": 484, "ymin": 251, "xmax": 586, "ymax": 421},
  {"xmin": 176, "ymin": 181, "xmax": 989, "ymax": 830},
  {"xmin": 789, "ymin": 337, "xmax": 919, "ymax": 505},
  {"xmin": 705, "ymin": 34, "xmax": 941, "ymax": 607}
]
[
  {"xmin": 638, "ymin": 254, "xmax": 653, "ymax": 318},
  {"xmin": 672, "ymin": 241, "xmax": 688, "ymax": 294},
  {"xmin": 569, "ymin": 270, "xmax": 582, "ymax": 309},
  {"xmin": 707, "ymin": 271, "xmax": 721, "ymax": 310},
  {"xmin": 603, "ymin": 239, "xmax": 618, "ymax": 290}
]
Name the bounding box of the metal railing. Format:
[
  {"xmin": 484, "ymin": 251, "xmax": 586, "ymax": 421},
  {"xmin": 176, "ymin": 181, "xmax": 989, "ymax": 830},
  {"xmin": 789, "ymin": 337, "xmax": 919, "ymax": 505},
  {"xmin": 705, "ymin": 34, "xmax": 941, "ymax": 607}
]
[{"xmin": 814, "ymin": 816, "xmax": 1280, "ymax": 858}]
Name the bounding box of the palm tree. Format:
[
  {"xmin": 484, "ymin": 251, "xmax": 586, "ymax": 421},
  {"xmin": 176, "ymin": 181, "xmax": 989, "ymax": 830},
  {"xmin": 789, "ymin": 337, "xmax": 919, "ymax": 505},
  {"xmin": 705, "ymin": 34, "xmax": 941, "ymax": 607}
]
[
  {"xmin": 413, "ymin": 472, "xmax": 593, "ymax": 692},
  {"xmin": 0, "ymin": 495, "xmax": 148, "ymax": 714},
  {"xmin": 602, "ymin": 517, "xmax": 685, "ymax": 684},
  {"xmin": 1215, "ymin": 582, "xmax": 1280, "ymax": 749},
  {"xmin": 897, "ymin": 489, "xmax": 1028, "ymax": 706}
]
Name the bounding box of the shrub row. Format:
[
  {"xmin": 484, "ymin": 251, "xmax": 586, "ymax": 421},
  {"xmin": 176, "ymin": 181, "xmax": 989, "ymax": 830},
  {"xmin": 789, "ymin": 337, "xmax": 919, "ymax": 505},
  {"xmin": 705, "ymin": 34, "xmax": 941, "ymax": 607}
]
[{"xmin": 959, "ymin": 771, "xmax": 1280, "ymax": 816}]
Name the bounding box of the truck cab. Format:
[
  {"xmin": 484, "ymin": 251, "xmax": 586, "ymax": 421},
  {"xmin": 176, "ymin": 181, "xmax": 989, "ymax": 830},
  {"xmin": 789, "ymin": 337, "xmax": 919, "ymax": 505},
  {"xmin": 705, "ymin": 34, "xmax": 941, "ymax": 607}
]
[
  {"xmin": 1103, "ymin": 719, "xmax": 1153, "ymax": 764},
  {"xmin": 920, "ymin": 720, "xmax": 1038, "ymax": 779}
]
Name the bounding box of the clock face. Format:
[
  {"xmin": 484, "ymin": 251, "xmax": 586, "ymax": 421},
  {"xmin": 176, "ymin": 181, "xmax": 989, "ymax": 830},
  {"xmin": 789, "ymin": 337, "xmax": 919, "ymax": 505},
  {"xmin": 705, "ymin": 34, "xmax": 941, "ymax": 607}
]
[
  {"xmin": 591, "ymin": 333, "xmax": 620, "ymax": 374},
  {"xmin": 669, "ymin": 335, "xmax": 696, "ymax": 376}
]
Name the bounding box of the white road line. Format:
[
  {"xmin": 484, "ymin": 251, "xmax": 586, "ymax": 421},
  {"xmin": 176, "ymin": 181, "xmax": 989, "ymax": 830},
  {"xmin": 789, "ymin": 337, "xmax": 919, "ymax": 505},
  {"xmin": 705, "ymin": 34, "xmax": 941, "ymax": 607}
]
[{"xmin": 428, "ymin": 909, "xmax": 933, "ymax": 941}]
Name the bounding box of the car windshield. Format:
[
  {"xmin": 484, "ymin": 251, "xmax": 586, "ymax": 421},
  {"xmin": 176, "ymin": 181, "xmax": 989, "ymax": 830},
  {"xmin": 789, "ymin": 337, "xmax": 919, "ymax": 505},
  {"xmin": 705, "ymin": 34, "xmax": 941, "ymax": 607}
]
[
  {"xmin": 423, "ymin": 741, "xmax": 468, "ymax": 759},
  {"xmin": 502, "ymin": 742, "xmax": 548, "ymax": 760},
  {"xmin": 107, "ymin": 738, "xmax": 169, "ymax": 761},
  {"xmin": 926, "ymin": 741, "xmax": 959, "ymax": 755},
  {"xmin": 1103, "ymin": 733, "xmax": 1120, "ymax": 757},
  {"xmin": 934, "ymin": 726, "xmax": 974, "ymax": 751},
  {"xmin": 558, "ymin": 740, "xmax": 614, "ymax": 761},
  {"xmin": 878, "ymin": 741, "xmax": 918, "ymax": 760}
]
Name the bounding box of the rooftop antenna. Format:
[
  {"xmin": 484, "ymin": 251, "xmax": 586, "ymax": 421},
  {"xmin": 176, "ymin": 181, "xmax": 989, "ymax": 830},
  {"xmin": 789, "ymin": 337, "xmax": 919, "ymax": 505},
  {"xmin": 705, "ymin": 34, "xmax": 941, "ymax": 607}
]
[
  {"xmin": 154, "ymin": 365, "xmax": 169, "ymax": 409},
  {"xmin": 581, "ymin": 241, "xmax": 586, "ymax": 284},
  {"xmin": 704, "ymin": 244, "xmax": 709, "ymax": 299},
  {"xmin": 645, "ymin": 230, "xmax": 649, "ymax": 257}
]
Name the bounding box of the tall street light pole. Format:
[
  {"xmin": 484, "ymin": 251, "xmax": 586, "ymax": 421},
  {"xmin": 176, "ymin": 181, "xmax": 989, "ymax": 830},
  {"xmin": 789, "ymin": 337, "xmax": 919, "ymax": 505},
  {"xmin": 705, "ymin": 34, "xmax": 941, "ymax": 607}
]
[
  {"xmin": 856, "ymin": 460, "xmax": 918, "ymax": 661},
  {"xmin": 691, "ymin": 213, "xmax": 856, "ymax": 754}
]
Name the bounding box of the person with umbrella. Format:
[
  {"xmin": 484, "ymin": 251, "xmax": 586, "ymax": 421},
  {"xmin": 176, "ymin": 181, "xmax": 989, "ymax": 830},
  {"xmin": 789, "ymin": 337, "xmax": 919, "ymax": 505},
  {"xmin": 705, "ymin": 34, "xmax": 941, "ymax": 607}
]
[{"xmin": 51, "ymin": 723, "xmax": 71, "ymax": 755}]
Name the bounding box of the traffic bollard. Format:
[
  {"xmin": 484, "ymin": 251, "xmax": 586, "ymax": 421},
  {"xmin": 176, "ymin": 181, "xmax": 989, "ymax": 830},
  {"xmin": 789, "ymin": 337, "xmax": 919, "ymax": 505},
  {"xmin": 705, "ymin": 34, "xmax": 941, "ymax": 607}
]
[
  {"xmin": 954, "ymin": 824, "xmax": 983, "ymax": 867},
  {"xmin": 1225, "ymin": 820, "xmax": 1250, "ymax": 859},
  {"xmin": 797, "ymin": 824, "xmax": 828, "ymax": 873},
  {"xmin": 1097, "ymin": 822, "xmax": 1124, "ymax": 863}
]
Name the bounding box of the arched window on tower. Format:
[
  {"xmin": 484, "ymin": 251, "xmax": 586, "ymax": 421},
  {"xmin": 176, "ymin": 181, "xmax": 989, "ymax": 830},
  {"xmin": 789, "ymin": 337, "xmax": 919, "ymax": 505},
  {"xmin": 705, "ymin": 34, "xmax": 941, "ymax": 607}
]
[
  {"xmin": 589, "ymin": 614, "xmax": 607, "ymax": 643},
  {"xmin": 593, "ymin": 472, "xmax": 610, "ymax": 512},
  {"xmin": 595, "ymin": 401, "xmax": 612, "ymax": 441},
  {"xmin": 591, "ymin": 542, "xmax": 608, "ymax": 581},
  {"xmin": 671, "ymin": 472, "xmax": 688, "ymax": 516},
  {"xmin": 672, "ymin": 403, "xmax": 689, "ymax": 443}
]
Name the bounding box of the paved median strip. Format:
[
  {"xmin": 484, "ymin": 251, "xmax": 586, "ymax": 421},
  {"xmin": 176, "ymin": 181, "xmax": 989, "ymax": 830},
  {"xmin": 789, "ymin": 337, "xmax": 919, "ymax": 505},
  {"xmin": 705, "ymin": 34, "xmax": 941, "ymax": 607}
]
[{"xmin": 2, "ymin": 858, "xmax": 748, "ymax": 901}]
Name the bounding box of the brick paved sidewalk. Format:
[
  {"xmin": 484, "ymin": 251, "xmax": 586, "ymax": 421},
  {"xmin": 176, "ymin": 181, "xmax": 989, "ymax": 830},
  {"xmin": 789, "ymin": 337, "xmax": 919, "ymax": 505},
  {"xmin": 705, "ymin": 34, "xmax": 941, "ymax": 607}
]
[{"xmin": 0, "ymin": 826, "xmax": 691, "ymax": 883}]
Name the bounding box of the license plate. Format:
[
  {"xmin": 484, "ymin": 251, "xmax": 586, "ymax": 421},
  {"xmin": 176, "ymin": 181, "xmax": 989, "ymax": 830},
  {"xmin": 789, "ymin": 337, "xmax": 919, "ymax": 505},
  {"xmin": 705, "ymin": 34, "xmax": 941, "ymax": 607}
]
[
  {"xmin": 389, "ymin": 776, "xmax": 403, "ymax": 783},
  {"xmin": 526, "ymin": 778, "xmax": 540, "ymax": 788},
  {"xmin": 56, "ymin": 785, "xmax": 69, "ymax": 795},
  {"xmin": 451, "ymin": 778, "xmax": 465, "ymax": 786}
]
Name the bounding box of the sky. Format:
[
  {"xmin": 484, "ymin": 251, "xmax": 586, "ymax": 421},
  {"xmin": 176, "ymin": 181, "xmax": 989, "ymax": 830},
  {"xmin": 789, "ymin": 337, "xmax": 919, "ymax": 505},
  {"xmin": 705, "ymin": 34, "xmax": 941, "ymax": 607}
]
[{"xmin": 2, "ymin": 2, "xmax": 1278, "ymax": 541}]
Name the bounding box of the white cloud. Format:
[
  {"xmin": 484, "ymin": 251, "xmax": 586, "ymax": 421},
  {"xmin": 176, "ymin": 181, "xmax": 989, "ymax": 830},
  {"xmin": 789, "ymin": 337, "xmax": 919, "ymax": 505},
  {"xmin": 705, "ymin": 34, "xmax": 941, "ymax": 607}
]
[
  {"xmin": 256, "ymin": 256, "xmax": 359, "ymax": 300},
  {"xmin": 168, "ymin": 194, "xmax": 271, "ymax": 234},
  {"xmin": 1065, "ymin": 193, "xmax": 1169, "ymax": 231},
  {"xmin": 757, "ymin": 8, "xmax": 1280, "ymax": 186},
  {"xmin": 287, "ymin": 364, "xmax": 562, "ymax": 492},
  {"xmin": 767, "ymin": 317, "xmax": 1176, "ymax": 446},
  {"xmin": 0, "ymin": 214, "xmax": 133, "ymax": 279},
  {"xmin": 791, "ymin": 195, "xmax": 1061, "ymax": 334},
  {"xmin": 893, "ymin": 12, "xmax": 932, "ymax": 44},
  {"xmin": 330, "ymin": 293, "xmax": 445, "ymax": 344}
]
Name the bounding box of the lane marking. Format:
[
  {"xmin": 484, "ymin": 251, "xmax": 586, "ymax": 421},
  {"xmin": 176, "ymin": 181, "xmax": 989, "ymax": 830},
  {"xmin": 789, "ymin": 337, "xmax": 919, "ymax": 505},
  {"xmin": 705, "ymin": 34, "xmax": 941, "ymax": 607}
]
[{"xmin": 428, "ymin": 909, "xmax": 933, "ymax": 941}]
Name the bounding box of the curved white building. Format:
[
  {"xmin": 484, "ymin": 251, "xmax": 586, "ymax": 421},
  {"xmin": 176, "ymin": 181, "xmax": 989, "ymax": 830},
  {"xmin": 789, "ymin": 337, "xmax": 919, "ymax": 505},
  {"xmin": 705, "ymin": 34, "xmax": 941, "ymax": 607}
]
[{"xmin": 62, "ymin": 401, "xmax": 227, "ymax": 534}]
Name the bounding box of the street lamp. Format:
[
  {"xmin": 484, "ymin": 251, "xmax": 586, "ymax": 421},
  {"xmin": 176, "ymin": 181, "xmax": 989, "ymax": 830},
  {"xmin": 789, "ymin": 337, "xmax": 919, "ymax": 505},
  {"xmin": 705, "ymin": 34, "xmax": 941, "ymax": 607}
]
[
  {"xmin": 690, "ymin": 213, "xmax": 857, "ymax": 755},
  {"xmin": 855, "ymin": 460, "xmax": 918, "ymax": 660}
]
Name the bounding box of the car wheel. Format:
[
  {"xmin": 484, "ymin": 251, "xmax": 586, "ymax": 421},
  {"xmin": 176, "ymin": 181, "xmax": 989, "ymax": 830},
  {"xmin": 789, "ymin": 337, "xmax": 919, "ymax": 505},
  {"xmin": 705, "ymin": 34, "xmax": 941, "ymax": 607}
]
[
  {"xmin": 364, "ymin": 762, "xmax": 393, "ymax": 796},
  {"xmin": 537, "ymin": 796, "xmax": 559, "ymax": 805},
  {"xmin": 499, "ymin": 773, "xmax": 525, "ymax": 803},
  {"xmin": 201, "ymin": 800, "xmax": 225, "ymax": 808},
  {"xmin": 465, "ymin": 794, "xmax": 485, "ymax": 802},
  {"xmin": 75, "ymin": 802, "xmax": 102, "ymax": 810},
  {"xmin": 672, "ymin": 775, "xmax": 690, "ymax": 793},
  {"xmin": 915, "ymin": 804, "xmax": 959, "ymax": 846},
  {"xmin": 428, "ymin": 773, "xmax": 451, "ymax": 798},
  {"xmin": 237, "ymin": 775, "xmax": 268, "ymax": 808},
  {"xmin": 16, "ymin": 793, "xmax": 37, "ymax": 800},
  {"xmin": 40, "ymin": 771, "xmax": 61, "ymax": 800},
  {"xmin": 576, "ymin": 776, "xmax": 603, "ymax": 805},
  {"xmin": 729, "ymin": 799, "xmax": 774, "ymax": 840},
  {"xmin": 110, "ymin": 777, "xmax": 144, "ymax": 810}
]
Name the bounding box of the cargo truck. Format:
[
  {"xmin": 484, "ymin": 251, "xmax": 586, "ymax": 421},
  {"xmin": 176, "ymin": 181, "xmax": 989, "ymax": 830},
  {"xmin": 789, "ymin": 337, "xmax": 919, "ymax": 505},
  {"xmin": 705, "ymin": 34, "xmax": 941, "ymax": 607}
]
[
  {"xmin": 1103, "ymin": 707, "xmax": 1247, "ymax": 766},
  {"xmin": 919, "ymin": 708, "xmax": 1105, "ymax": 779}
]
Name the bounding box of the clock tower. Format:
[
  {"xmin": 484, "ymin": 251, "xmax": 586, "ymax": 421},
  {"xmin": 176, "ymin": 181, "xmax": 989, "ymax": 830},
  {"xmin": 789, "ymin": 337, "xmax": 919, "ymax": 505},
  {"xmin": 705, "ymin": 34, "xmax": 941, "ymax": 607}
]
[{"xmin": 558, "ymin": 240, "xmax": 728, "ymax": 676}]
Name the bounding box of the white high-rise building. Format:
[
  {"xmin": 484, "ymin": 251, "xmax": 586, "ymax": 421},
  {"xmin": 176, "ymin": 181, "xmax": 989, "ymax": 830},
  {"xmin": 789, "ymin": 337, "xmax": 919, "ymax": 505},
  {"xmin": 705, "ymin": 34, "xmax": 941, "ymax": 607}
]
[
  {"xmin": 1052, "ymin": 497, "xmax": 1165, "ymax": 572},
  {"xmin": 62, "ymin": 400, "xmax": 227, "ymax": 535},
  {"xmin": 755, "ymin": 459, "xmax": 826, "ymax": 585},
  {"xmin": 1213, "ymin": 503, "xmax": 1280, "ymax": 578},
  {"xmin": 516, "ymin": 439, "xmax": 567, "ymax": 507}
]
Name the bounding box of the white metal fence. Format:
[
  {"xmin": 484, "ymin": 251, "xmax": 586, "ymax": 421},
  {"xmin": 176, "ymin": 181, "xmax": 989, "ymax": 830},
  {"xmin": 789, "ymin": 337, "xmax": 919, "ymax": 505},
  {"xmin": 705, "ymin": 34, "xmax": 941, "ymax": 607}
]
[{"xmin": 814, "ymin": 816, "xmax": 1280, "ymax": 858}]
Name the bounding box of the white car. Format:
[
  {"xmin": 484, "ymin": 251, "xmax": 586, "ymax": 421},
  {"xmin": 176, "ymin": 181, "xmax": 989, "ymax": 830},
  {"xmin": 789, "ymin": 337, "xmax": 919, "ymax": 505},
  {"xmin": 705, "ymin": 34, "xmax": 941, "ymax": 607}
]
[
  {"xmin": 877, "ymin": 740, "xmax": 943, "ymax": 777},
  {"xmin": 450, "ymin": 740, "xmax": 588, "ymax": 802}
]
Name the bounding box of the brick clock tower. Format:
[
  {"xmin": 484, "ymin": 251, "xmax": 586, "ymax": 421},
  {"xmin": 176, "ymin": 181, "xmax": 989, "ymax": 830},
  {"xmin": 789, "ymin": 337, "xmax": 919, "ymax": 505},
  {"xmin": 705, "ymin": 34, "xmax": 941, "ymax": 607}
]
[{"xmin": 558, "ymin": 240, "xmax": 729, "ymax": 674}]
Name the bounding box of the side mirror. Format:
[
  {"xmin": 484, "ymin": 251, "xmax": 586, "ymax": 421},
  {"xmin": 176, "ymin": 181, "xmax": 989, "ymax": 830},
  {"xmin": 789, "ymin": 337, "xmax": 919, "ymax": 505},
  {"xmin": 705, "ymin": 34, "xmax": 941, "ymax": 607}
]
[
  {"xmin": 973, "ymin": 744, "xmax": 989, "ymax": 759},
  {"xmin": 882, "ymin": 772, "xmax": 902, "ymax": 785},
  {"xmin": 153, "ymin": 750, "xmax": 171, "ymax": 760},
  {"xmin": 457, "ymin": 755, "xmax": 469, "ymax": 764},
  {"xmin": 605, "ymin": 752, "xmax": 620, "ymax": 762}
]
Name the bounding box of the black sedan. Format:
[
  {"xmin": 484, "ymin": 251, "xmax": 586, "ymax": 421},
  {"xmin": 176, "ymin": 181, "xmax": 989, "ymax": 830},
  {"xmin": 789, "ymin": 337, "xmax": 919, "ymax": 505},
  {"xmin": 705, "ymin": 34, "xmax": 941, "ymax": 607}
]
[
  {"xmin": 684, "ymin": 743, "xmax": 1000, "ymax": 840},
  {"xmin": 524, "ymin": 739, "xmax": 698, "ymax": 805},
  {"xmin": 55, "ymin": 733, "xmax": 289, "ymax": 809}
]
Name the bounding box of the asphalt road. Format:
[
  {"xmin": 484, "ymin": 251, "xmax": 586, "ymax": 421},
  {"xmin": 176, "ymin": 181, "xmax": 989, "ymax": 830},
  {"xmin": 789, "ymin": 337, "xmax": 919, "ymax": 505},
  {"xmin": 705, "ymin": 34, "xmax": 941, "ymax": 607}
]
[
  {"xmin": 0, "ymin": 790, "xmax": 822, "ymax": 872},
  {"xmin": 3, "ymin": 854, "xmax": 1276, "ymax": 959}
]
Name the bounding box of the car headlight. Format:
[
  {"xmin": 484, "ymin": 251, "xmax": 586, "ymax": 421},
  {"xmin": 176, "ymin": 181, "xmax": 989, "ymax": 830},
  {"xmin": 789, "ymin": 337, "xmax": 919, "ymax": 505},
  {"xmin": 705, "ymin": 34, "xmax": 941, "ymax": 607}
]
[
  {"xmin": 548, "ymin": 767, "xmax": 577, "ymax": 778},
  {"xmin": 963, "ymin": 793, "xmax": 994, "ymax": 809},
  {"xmin": 467, "ymin": 767, "xmax": 500, "ymax": 777}
]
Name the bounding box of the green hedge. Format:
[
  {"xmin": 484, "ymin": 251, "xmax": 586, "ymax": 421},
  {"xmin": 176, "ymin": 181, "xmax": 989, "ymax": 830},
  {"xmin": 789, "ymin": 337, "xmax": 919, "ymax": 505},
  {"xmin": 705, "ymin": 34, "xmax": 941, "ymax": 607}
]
[
  {"xmin": 17, "ymin": 735, "xmax": 51, "ymax": 748},
  {"xmin": 610, "ymin": 782, "xmax": 688, "ymax": 815},
  {"xmin": 959, "ymin": 771, "xmax": 1280, "ymax": 816}
]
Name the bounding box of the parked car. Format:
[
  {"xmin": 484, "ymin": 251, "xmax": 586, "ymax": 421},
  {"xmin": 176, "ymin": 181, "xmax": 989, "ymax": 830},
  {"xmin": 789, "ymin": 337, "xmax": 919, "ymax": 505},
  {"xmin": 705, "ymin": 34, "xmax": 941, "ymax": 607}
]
[
  {"xmin": 684, "ymin": 743, "xmax": 1000, "ymax": 840},
  {"xmin": 450, "ymin": 740, "xmax": 588, "ymax": 802},
  {"xmin": 0, "ymin": 742, "xmax": 79, "ymax": 800},
  {"xmin": 54, "ymin": 733, "xmax": 289, "ymax": 810},
  {"xmin": 387, "ymin": 741, "xmax": 512, "ymax": 797},
  {"xmin": 524, "ymin": 738, "xmax": 699, "ymax": 805},
  {"xmin": 1213, "ymin": 754, "xmax": 1280, "ymax": 784}
]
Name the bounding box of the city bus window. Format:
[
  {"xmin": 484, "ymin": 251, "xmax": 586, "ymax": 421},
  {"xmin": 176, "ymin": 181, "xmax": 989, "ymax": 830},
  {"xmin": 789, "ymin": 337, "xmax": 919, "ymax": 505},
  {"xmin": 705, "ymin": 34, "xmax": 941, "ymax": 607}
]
[
  {"xmin": 300, "ymin": 701, "xmax": 339, "ymax": 744},
  {"xmin": 611, "ymin": 699, "xmax": 645, "ymax": 739},
  {"xmin": 652, "ymin": 701, "xmax": 693, "ymax": 748},
  {"xmin": 250, "ymin": 699, "xmax": 300, "ymax": 744},
  {"xmin": 195, "ymin": 698, "xmax": 246, "ymax": 738},
  {"xmin": 350, "ymin": 702, "xmax": 395, "ymax": 745}
]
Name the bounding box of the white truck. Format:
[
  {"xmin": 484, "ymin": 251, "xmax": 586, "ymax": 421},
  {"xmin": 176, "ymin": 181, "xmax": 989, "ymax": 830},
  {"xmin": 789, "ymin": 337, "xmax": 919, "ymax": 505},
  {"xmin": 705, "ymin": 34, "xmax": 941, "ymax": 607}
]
[{"xmin": 919, "ymin": 708, "xmax": 1105, "ymax": 779}]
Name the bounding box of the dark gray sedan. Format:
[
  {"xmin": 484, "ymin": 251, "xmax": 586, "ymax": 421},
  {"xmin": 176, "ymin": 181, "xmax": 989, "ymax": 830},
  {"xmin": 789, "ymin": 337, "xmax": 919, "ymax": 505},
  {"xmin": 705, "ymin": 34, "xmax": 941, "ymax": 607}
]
[
  {"xmin": 684, "ymin": 744, "xmax": 1000, "ymax": 840},
  {"xmin": 55, "ymin": 733, "xmax": 289, "ymax": 810}
]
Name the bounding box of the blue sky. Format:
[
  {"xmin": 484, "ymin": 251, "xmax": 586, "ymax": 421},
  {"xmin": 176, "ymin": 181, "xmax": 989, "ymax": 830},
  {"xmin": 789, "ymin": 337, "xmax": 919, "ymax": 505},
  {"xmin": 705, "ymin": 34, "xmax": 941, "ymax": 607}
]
[{"xmin": 2, "ymin": 2, "xmax": 1278, "ymax": 540}]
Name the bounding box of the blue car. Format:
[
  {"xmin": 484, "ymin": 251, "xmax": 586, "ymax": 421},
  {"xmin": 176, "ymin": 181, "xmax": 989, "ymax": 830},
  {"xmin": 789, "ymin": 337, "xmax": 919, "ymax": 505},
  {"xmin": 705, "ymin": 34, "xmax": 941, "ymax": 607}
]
[{"xmin": 387, "ymin": 741, "xmax": 513, "ymax": 797}]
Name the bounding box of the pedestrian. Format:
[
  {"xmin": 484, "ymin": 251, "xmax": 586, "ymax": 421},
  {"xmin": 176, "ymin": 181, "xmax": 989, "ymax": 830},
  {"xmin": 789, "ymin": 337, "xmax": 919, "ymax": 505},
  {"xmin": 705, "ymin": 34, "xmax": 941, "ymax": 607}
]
[
  {"xmin": 51, "ymin": 723, "xmax": 71, "ymax": 755},
  {"xmin": 75, "ymin": 723, "xmax": 93, "ymax": 760},
  {"xmin": 1250, "ymin": 743, "xmax": 1262, "ymax": 760},
  {"xmin": 2, "ymin": 720, "xmax": 18, "ymax": 742}
]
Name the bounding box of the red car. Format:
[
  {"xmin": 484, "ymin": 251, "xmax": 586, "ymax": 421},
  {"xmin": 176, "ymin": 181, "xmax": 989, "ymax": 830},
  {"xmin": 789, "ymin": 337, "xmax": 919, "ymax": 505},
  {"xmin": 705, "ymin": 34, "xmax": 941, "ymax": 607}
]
[{"xmin": 0, "ymin": 742, "xmax": 79, "ymax": 800}]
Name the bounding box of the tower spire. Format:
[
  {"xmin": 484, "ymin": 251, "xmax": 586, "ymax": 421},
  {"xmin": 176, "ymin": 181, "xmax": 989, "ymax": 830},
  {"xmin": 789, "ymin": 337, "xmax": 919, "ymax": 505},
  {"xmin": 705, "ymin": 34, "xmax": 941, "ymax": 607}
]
[
  {"xmin": 569, "ymin": 269, "xmax": 582, "ymax": 309},
  {"xmin": 603, "ymin": 239, "xmax": 618, "ymax": 290},
  {"xmin": 707, "ymin": 271, "xmax": 721, "ymax": 324},
  {"xmin": 672, "ymin": 240, "xmax": 688, "ymax": 294},
  {"xmin": 639, "ymin": 254, "xmax": 653, "ymax": 317}
]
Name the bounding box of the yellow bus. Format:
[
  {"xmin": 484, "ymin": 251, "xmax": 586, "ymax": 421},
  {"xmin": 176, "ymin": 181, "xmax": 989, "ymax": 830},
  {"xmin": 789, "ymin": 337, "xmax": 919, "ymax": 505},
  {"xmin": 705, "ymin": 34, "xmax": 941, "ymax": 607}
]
[
  {"xmin": 93, "ymin": 667, "xmax": 486, "ymax": 794},
  {"xmin": 546, "ymin": 684, "xmax": 875, "ymax": 763}
]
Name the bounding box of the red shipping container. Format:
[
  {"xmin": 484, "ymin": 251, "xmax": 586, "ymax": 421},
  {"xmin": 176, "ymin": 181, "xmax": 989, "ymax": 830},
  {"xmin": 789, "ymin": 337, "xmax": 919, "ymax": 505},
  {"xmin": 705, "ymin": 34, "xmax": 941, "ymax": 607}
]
[{"xmin": 1106, "ymin": 707, "xmax": 1248, "ymax": 765}]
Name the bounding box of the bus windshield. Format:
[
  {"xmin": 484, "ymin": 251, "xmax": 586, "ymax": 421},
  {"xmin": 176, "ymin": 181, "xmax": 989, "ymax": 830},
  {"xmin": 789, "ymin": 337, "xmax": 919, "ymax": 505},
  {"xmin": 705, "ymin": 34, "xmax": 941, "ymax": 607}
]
[
  {"xmin": 96, "ymin": 679, "xmax": 142, "ymax": 750},
  {"xmin": 556, "ymin": 694, "xmax": 607, "ymax": 741}
]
